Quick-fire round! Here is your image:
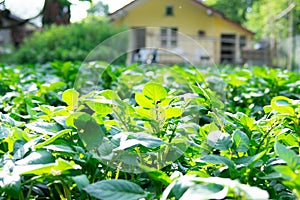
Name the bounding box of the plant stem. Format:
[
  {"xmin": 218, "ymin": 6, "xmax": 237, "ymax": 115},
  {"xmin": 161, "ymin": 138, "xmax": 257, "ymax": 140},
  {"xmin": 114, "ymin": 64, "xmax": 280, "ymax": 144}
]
[
  {"xmin": 54, "ymin": 184, "xmax": 65, "ymax": 200},
  {"xmin": 168, "ymin": 121, "xmax": 179, "ymax": 143},
  {"xmin": 115, "ymin": 162, "xmax": 122, "ymax": 180},
  {"xmin": 112, "ymin": 106, "xmax": 130, "ymax": 132},
  {"xmin": 256, "ymin": 122, "xmax": 276, "ymax": 154},
  {"xmin": 19, "ymin": 190, "xmax": 25, "ymax": 200},
  {"xmin": 26, "ymin": 181, "xmax": 34, "ymax": 199},
  {"xmin": 60, "ymin": 178, "xmax": 71, "ymax": 200}
]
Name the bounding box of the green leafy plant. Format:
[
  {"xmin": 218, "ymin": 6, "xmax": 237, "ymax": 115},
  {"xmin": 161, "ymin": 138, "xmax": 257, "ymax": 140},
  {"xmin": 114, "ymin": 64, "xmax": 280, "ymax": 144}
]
[
  {"xmin": 5, "ymin": 17, "xmax": 126, "ymax": 64},
  {"xmin": 0, "ymin": 62, "xmax": 299, "ymax": 199}
]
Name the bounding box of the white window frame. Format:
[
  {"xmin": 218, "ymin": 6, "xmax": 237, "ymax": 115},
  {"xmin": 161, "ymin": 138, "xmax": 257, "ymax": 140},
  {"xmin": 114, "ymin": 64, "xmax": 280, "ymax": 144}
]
[{"xmin": 160, "ymin": 27, "xmax": 177, "ymax": 48}]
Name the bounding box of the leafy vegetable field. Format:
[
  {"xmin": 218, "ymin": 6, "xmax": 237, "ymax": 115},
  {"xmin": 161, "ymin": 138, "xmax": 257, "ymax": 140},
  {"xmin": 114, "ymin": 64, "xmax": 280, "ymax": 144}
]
[{"xmin": 0, "ymin": 61, "xmax": 300, "ymax": 200}]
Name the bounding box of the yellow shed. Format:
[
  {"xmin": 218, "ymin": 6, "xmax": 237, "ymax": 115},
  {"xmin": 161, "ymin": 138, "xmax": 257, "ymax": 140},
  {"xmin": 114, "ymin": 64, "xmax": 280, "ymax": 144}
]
[{"xmin": 109, "ymin": 0, "xmax": 254, "ymax": 65}]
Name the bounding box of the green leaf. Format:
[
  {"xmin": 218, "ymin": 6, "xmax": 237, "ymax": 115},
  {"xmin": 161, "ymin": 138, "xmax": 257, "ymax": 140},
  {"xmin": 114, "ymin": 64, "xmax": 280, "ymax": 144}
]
[
  {"xmin": 0, "ymin": 113, "xmax": 24, "ymax": 127},
  {"xmin": 199, "ymin": 155, "xmax": 235, "ymax": 169},
  {"xmin": 34, "ymin": 129, "xmax": 72, "ymax": 149},
  {"xmin": 95, "ymin": 142, "xmax": 114, "ymax": 159},
  {"xmin": 263, "ymin": 105, "xmax": 272, "ymax": 113},
  {"xmin": 25, "ymin": 122, "xmax": 62, "ymax": 135},
  {"xmin": 48, "ymin": 81, "xmax": 67, "ymax": 91},
  {"xmin": 259, "ymin": 172, "xmax": 282, "ymax": 179},
  {"xmin": 135, "ymin": 93, "xmax": 154, "ymax": 108},
  {"xmin": 0, "ymin": 173, "xmax": 21, "ymax": 198},
  {"xmin": 227, "ymin": 74, "xmax": 248, "ymax": 87},
  {"xmin": 194, "ymin": 85, "xmax": 224, "ymax": 109},
  {"xmin": 196, "ymin": 177, "xmax": 269, "ymax": 199},
  {"xmin": 135, "ymin": 107, "xmax": 151, "ymax": 118},
  {"xmin": 72, "ymin": 175, "xmax": 90, "ymax": 191},
  {"xmin": 233, "ymin": 130, "xmax": 249, "ymax": 152},
  {"xmin": 15, "ymin": 150, "xmax": 54, "ymax": 165},
  {"xmin": 100, "ymin": 90, "xmax": 120, "ymax": 100},
  {"xmin": 180, "ymin": 184, "xmax": 227, "ymax": 200},
  {"xmin": 161, "ymin": 175, "xmax": 195, "ymax": 200},
  {"xmin": 207, "ymin": 131, "xmax": 232, "ymax": 151},
  {"xmin": 62, "ymin": 89, "xmax": 79, "ymax": 110},
  {"xmin": 85, "ymin": 100, "xmax": 113, "ymax": 116},
  {"xmin": 273, "ymin": 165, "xmax": 296, "ymax": 180},
  {"xmin": 44, "ymin": 144, "xmax": 75, "ymax": 153},
  {"xmin": 248, "ymin": 151, "xmax": 266, "ymax": 168},
  {"xmin": 0, "ymin": 125, "xmax": 9, "ymax": 139},
  {"xmin": 14, "ymin": 158, "xmax": 81, "ymax": 176},
  {"xmin": 73, "ymin": 112, "xmax": 104, "ymax": 150},
  {"xmin": 84, "ymin": 180, "xmax": 147, "ymax": 200},
  {"xmin": 165, "ymin": 107, "xmax": 182, "ymax": 119},
  {"xmin": 117, "ymin": 132, "xmax": 165, "ymax": 150},
  {"xmin": 274, "ymin": 141, "xmax": 300, "ymax": 170},
  {"xmin": 142, "ymin": 82, "xmax": 167, "ymax": 101},
  {"xmin": 140, "ymin": 165, "xmax": 171, "ymax": 185},
  {"xmin": 271, "ymin": 96, "xmax": 294, "ymax": 115}
]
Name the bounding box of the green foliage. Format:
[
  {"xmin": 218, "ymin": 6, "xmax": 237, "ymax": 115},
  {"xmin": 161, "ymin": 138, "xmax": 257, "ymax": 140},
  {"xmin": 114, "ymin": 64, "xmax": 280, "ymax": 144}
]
[
  {"xmin": 245, "ymin": 0, "xmax": 299, "ymax": 39},
  {"xmin": 222, "ymin": 65, "xmax": 300, "ymax": 118},
  {"xmin": 9, "ymin": 18, "xmax": 126, "ymax": 64},
  {"xmin": 205, "ymin": 0, "xmax": 300, "ymax": 40},
  {"xmin": 0, "ymin": 62, "xmax": 300, "ymax": 199},
  {"xmin": 204, "ymin": 0, "xmax": 258, "ymax": 24},
  {"xmin": 87, "ymin": 1, "xmax": 109, "ymax": 16},
  {"xmin": 84, "ymin": 180, "xmax": 150, "ymax": 200}
]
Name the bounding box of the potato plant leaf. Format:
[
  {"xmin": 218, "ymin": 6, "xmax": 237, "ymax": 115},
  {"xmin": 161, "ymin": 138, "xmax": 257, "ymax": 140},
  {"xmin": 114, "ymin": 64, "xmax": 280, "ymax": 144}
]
[
  {"xmin": 180, "ymin": 184, "xmax": 227, "ymax": 200},
  {"xmin": 85, "ymin": 100, "xmax": 113, "ymax": 116},
  {"xmin": 207, "ymin": 131, "xmax": 232, "ymax": 150},
  {"xmin": 34, "ymin": 129, "xmax": 72, "ymax": 149},
  {"xmin": 271, "ymin": 96, "xmax": 294, "ymax": 115},
  {"xmin": 62, "ymin": 88, "xmax": 79, "ymax": 110},
  {"xmin": 199, "ymin": 155, "xmax": 235, "ymax": 169},
  {"xmin": 165, "ymin": 107, "xmax": 182, "ymax": 119},
  {"xmin": 72, "ymin": 174, "xmax": 90, "ymax": 191},
  {"xmin": 0, "ymin": 173, "xmax": 21, "ymax": 198},
  {"xmin": 135, "ymin": 93, "xmax": 154, "ymax": 108},
  {"xmin": 142, "ymin": 82, "xmax": 167, "ymax": 101},
  {"xmin": 233, "ymin": 130, "xmax": 249, "ymax": 152},
  {"xmin": 274, "ymin": 141, "xmax": 300, "ymax": 170},
  {"xmin": 273, "ymin": 165, "xmax": 296, "ymax": 180},
  {"xmin": 25, "ymin": 122, "xmax": 62, "ymax": 135},
  {"xmin": 14, "ymin": 158, "xmax": 81, "ymax": 176},
  {"xmin": 84, "ymin": 179, "xmax": 148, "ymax": 200},
  {"xmin": 140, "ymin": 165, "xmax": 171, "ymax": 185},
  {"xmin": 15, "ymin": 150, "xmax": 54, "ymax": 165},
  {"xmin": 73, "ymin": 112, "xmax": 104, "ymax": 150},
  {"xmin": 117, "ymin": 132, "xmax": 165, "ymax": 150}
]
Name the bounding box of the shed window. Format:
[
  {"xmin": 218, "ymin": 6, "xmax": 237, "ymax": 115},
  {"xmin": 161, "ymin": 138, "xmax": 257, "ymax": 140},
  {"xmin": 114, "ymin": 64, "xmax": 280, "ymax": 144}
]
[
  {"xmin": 160, "ymin": 27, "xmax": 177, "ymax": 47},
  {"xmin": 198, "ymin": 30, "xmax": 206, "ymax": 37},
  {"xmin": 240, "ymin": 35, "xmax": 246, "ymax": 48},
  {"xmin": 165, "ymin": 6, "xmax": 174, "ymax": 16}
]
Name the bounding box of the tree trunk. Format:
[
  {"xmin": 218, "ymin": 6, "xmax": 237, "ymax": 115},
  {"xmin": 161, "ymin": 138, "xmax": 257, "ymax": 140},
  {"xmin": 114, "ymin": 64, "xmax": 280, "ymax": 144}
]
[{"xmin": 42, "ymin": 0, "xmax": 71, "ymax": 26}]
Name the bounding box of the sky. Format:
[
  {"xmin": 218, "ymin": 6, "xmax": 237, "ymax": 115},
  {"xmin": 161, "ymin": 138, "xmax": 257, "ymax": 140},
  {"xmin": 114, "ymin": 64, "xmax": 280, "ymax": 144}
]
[{"xmin": 3, "ymin": 0, "xmax": 134, "ymax": 23}]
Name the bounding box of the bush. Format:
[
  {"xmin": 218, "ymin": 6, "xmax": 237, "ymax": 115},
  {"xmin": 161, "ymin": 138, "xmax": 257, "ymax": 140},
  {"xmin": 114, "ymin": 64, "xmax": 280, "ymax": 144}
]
[{"xmin": 10, "ymin": 17, "xmax": 126, "ymax": 64}]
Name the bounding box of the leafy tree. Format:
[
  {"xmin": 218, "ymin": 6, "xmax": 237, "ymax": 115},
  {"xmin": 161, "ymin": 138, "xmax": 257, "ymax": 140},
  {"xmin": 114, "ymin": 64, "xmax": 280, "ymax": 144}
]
[
  {"xmin": 87, "ymin": 1, "xmax": 109, "ymax": 16},
  {"xmin": 246, "ymin": 0, "xmax": 299, "ymax": 39},
  {"xmin": 42, "ymin": 0, "xmax": 92, "ymax": 26},
  {"xmin": 0, "ymin": 0, "xmax": 92, "ymax": 26},
  {"xmin": 246, "ymin": 0, "xmax": 300, "ymax": 69},
  {"xmin": 203, "ymin": 0, "xmax": 258, "ymax": 24}
]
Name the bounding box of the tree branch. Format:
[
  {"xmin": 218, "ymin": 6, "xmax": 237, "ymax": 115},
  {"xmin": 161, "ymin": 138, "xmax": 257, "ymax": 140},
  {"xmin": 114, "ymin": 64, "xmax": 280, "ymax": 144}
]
[{"xmin": 0, "ymin": 9, "xmax": 42, "ymax": 29}]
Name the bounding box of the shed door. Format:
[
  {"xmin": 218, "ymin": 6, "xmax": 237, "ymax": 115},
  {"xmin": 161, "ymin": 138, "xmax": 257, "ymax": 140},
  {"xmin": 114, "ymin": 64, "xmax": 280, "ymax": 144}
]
[
  {"xmin": 133, "ymin": 28, "xmax": 146, "ymax": 49},
  {"xmin": 220, "ymin": 34, "xmax": 236, "ymax": 63}
]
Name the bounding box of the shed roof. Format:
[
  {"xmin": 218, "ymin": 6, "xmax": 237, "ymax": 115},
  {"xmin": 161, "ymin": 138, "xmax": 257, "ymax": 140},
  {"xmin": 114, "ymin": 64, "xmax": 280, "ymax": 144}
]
[{"xmin": 109, "ymin": 0, "xmax": 254, "ymax": 35}]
